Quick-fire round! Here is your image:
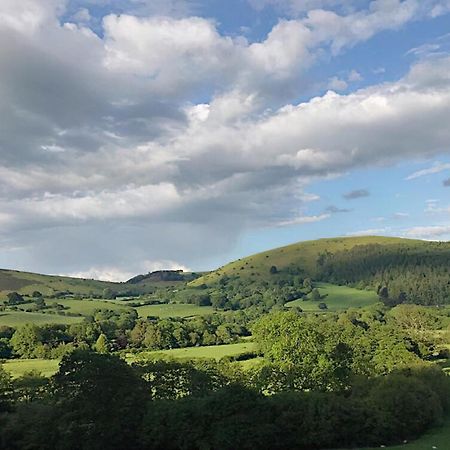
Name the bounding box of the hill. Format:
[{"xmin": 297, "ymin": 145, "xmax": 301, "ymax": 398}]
[
  {"xmin": 190, "ymin": 236, "xmax": 423, "ymax": 286},
  {"xmin": 0, "ymin": 269, "xmax": 121, "ymax": 299},
  {"xmin": 190, "ymin": 236, "xmax": 450, "ymax": 307},
  {"xmin": 0, "ymin": 268, "xmax": 192, "ymax": 300}
]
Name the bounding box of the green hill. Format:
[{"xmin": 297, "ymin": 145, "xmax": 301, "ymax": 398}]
[
  {"xmin": 190, "ymin": 236, "xmax": 424, "ymax": 286},
  {"xmin": 0, "ymin": 269, "xmax": 121, "ymax": 298}
]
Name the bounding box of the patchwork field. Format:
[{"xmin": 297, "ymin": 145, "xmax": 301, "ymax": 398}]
[
  {"xmin": 285, "ymin": 282, "xmax": 380, "ymax": 312},
  {"xmin": 0, "ymin": 311, "xmax": 82, "ymax": 326},
  {"xmin": 55, "ymin": 298, "xmax": 131, "ymax": 315},
  {"xmin": 2, "ymin": 358, "xmax": 61, "ymax": 378},
  {"xmin": 135, "ymin": 303, "xmax": 214, "ymax": 318}
]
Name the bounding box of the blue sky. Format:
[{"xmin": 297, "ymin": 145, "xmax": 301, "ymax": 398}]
[{"xmin": 0, "ymin": 0, "xmax": 449, "ymax": 280}]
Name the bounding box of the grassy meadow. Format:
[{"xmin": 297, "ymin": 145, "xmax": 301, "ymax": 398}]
[
  {"xmin": 285, "ymin": 282, "xmax": 379, "ymax": 312},
  {"xmin": 135, "ymin": 303, "xmax": 214, "ymax": 318},
  {"xmin": 0, "ymin": 311, "xmax": 82, "ymax": 327},
  {"xmin": 2, "ymin": 358, "xmax": 61, "ymax": 378}
]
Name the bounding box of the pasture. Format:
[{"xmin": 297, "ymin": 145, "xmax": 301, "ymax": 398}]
[
  {"xmin": 130, "ymin": 342, "xmax": 256, "ymax": 362},
  {"xmin": 54, "ymin": 298, "xmax": 131, "ymax": 315},
  {"xmin": 2, "ymin": 358, "xmax": 60, "ymax": 378},
  {"xmin": 135, "ymin": 303, "xmax": 214, "ymax": 318},
  {"xmin": 359, "ymin": 414, "xmax": 450, "ymax": 450},
  {"xmin": 0, "ymin": 311, "xmax": 82, "ymax": 327},
  {"xmin": 285, "ymin": 282, "xmax": 379, "ymax": 312}
]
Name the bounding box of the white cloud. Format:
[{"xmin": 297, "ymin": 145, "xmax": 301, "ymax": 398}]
[
  {"xmin": 404, "ymin": 225, "xmax": 450, "ymax": 239},
  {"xmin": 406, "ymin": 162, "xmax": 450, "ymax": 180},
  {"xmin": 348, "ymin": 69, "xmax": 362, "ymax": 81},
  {"xmin": 1, "ymin": 0, "xmax": 450, "ymax": 275},
  {"xmin": 67, "ymin": 259, "xmax": 190, "ymax": 282},
  {"xmin": 277, "ymin": 213, "xmax": 330, "ymax": 226},
  {"xmin": 327, "ymin": 76, "xmax": 348, "ymax": 91},
  {"xmin": 347, "ymin": 227, "xmax": 390, "ymax": 236}
]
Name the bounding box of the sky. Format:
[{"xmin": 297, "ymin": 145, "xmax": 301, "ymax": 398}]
[{"xmin": 0, "ymin": 0, "xmax": 450, "ymax": 281}]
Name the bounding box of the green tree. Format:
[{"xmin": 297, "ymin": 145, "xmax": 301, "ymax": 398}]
[
  {"xmin": 51, "ymin": 350, "xmax": 147, "ymax": 449},
  {"xmin": 10, "ymin": 324, "xmax": 43, "ymax": 358},
  {"xmin": 94, "ymin": 333, "xmax": 109, "ymax": 354},
  {"xmin": 6, "ymin": 291, "xmax": 25, "ymax": 305}
]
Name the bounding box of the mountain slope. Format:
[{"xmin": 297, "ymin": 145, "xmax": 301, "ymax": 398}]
[{"xmin": 189, "ymin": 236, "xmax": 430, "ymax": 286}]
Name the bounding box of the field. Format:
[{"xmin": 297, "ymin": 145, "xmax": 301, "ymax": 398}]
[
  {"xmin": 0, "ymin": 311, "xmax": 82, "ymax": 326},
  {"xmin": 356, "ymin": 415, "xmax": 450, "ymax": 450},
  {"xmin": 135, "ymin": 303, "xmax": 214, "ymax": 318},
  {"xmin": 55, "ymin": 299, "xmax": 131, "ymax": 315},
  {"xmin": 190, "ymin": 236, "xmax": 423, "ymax": 286},
  {"xmin": 139, "ymin": 341, "xmax": 256, "ymax": 360},
  {"xmin": 285, "ymin": 282, "xmax": 379, "ymax": 312},
  {"xmin": 2, "ymin": 342, "xmax": 257, "ymax": 378},
  {"xmin": 2, "ymin": 358, "xmax": 60, "ymax": 378}
]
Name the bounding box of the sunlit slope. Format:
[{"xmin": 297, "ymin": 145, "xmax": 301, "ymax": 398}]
[{"xmin": 190, "ymin": 236, "xmax": 425, "ymax": 286}]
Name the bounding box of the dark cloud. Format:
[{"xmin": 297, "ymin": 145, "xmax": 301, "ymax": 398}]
[
  {"xmin": 444, "ymin": 177, "xmax": 450, "ymax": 186},
  {"xmin": 325, "ymin": 205, "xmax": 352, "ymax": 213},
  {"xmin": 343, "ymin": 189, "xmax": 370, "ymax": 200}
]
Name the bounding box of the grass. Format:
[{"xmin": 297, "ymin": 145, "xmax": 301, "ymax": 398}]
[
  {"xmin": 285, "ymin": 282, "xmax": 379, "ymax": 312},
  {"xmin": 2, "ymin": 359, "xmax": 60, "ymax": 378},
  {"xmin": 54, "ymin": 299, "xmax": 131, "ymax": 315},
  {"xmin": 2, "ymin": 342, "xmax": 257, "ymax": 378},
  {"xmin": 135, "ymin": 303, "xmax": 214, "ymax": 318},
  {"xmin": 0, "ymin": 311, "xmax": 82, "ymax": 326},
  {"xmin": 130, "ymin": 342, "xmax": 256, "ymax": 361},
  {"xmin": 190, "ymin": 236, "xmax": 425, "ymax": 286},
  {"xmin": 354, "ymin": 414, "xmax": 450, "ymax": 450}
]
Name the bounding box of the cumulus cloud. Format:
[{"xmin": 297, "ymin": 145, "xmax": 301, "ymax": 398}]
[
  {"xmin": 343, "ymin": 189, "xmax": 370, "ymax": 200},
  {"xmin": 1, "ymin": 0, "xmax": 450, "ymax": 278}
]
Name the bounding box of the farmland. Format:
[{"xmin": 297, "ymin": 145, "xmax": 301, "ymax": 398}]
[{"xmin": 285, "ymin": 282, "xmax": 379, "ymax": 311}]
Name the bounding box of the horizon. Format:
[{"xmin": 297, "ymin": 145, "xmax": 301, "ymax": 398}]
[
  {"xmin": 1, "ymin": 0, "xmax": 450, "ymax": 281},
  {"xmin": 1, "ymin": 233, "xmax": 446, "ymax": 282}
]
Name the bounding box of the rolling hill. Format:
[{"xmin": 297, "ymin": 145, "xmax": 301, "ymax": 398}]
[{"xmin": 189, "ymin": 236, "xmax": 425, "ymax": 286}]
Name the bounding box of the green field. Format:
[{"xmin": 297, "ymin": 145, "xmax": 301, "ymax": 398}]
[
  {"xmin": 356, "ymin": 415, "xmax": 450, "ymax": 450},
  {"xmin": 2, "ymin": 358, "xmax": 60, "ymax": 378},
  {"xmin": 190, "ymin": 236, "xmax": 424, "ymax": 286},
  {"xmin": 0, "ymin": 311, "xmax": 82, "ymax": 326},
  {"xmin": 130, "ymin": 342, "xmax": 256, "ymax": 361},
  {"xmin": 55, "ymin": 299, "xmax": 131, "ymax": 315},
  {"xmin": 135, "ymin": 303, "xmax": 214, "ymax": 318},
  {"xmin": 2, "ymin": 342, "xmax": 256, "ymax": 378},
  {"xmin": 285, "ymin": 282, "xmax": 379, "ymax": 312}
]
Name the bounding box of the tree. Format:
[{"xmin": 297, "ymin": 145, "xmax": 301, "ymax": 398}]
[
  {"xmin": 269, "ymin": 266, "xmax": 278, "ymax": 274},
  {"xmin": 311, "ymin": 288, "xmax": 321, "ymax": 301},
  {"xmin": 318, "ymin": 302, "xmax": 328, "ymax": 310},
  {"xmin": 94, "ymin": 333, "xmax": 109, "ymax": 354},
  {"xmin": 0, "ymin": 364, "xmax": 13, "ymax": 412},
  {"xmin": 51, "ymin": 350, "xmax": 147, "ymax": 449},
  {"xmin": 10, "ymin": 324, "xmax": 43, "ymax": 358},
  {"xmin": 6, "ymin": 291, "xmax": 25, "ymax": 305},
  {"xmin": 102, "ymin": 288, "xmax": 116, "ymax": 299}
]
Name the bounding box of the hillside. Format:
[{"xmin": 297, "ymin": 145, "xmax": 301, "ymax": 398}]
[
  {"xmin": 0, "ymin": 269, "xmax": 121, "ymax": 298},
  {"xmin": 190, "ymin": 236, "xmax": 426, "ymax": 286},
  {"xmin": 0, "ymin": 268, "xmax": 189, "ymax": 299}
]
